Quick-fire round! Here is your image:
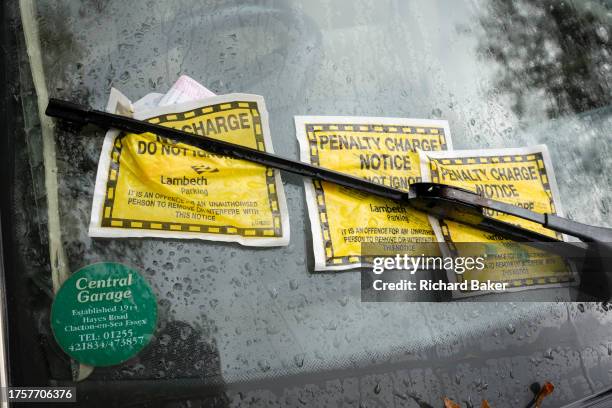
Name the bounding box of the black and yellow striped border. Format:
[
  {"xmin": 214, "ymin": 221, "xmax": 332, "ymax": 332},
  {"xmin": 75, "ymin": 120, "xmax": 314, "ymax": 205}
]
[
  {"xmin": 307, "ymin": 123, "xmax": 448, "ymax": 267},
  {"xmin": 429, "ymin": 153, "xmax": 556, "ymax": 214},
  {"xmin": 101, "ymin": 100, "xmax": 283, "ymax": 238},
  {"xmin": 431, "ymin": 153, "xmax": 573, "ymax": 289}
]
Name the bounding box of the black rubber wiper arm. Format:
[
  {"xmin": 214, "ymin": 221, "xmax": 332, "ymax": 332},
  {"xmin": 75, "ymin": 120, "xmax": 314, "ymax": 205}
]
[{"xmin": 45, "ymin": 98, "xmax": 612, "ymax": 245}]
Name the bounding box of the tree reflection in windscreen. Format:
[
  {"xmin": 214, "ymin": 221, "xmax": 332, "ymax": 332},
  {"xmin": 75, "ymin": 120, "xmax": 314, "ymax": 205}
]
[{"xmin": 478, "ymin": 0, "xmax": 611, "ymax": 118}]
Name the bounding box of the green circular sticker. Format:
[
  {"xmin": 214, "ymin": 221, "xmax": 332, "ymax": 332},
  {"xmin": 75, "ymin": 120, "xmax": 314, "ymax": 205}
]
[{"xmin": 51, "ymin": 262, "xmax": 157, "ymax": 367}]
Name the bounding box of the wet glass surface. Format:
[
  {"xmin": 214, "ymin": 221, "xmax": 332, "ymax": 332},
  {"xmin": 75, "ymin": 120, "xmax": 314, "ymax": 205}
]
[{"xmin": 8, "ymin": 0, "xmax": 612, "ymax": 406}]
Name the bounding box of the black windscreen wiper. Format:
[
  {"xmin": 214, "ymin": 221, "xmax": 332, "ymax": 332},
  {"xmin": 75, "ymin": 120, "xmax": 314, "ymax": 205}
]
[{"xmin": 44, "ymin": 98, "xmax": 612, "ymax": 246}]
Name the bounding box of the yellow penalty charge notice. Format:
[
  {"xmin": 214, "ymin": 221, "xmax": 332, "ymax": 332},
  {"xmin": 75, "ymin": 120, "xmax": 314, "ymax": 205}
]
[
  {"xmin": 296, "ymin": 116, "xmax": 453, "ymax": 271},
  {"xmin": 419, "ymin": 146, "xmax": 577, "ymax": 297},
  {"xmin": 89, "ymin": 90, "xmax": 289, "ymax": 246}
]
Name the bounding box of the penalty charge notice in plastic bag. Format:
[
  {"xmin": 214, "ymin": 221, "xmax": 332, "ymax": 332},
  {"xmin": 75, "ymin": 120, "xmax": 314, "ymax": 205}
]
[
  {"xmin": 90, "ymin": 91, "xmax": 289, "ymax": 246},
  {"xmin": 296, "ymin": 116, "xmax": 452, "ymax": 271},
  {"xmin": 419, "ymin": 146, "xmax": 576, "ymax": 297}
]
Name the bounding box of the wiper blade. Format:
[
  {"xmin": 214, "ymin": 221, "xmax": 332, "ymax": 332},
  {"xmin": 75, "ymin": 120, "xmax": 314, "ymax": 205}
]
[{"xmin": 45, "ymin": 98, "xmax": 612, "ymax": 245}]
